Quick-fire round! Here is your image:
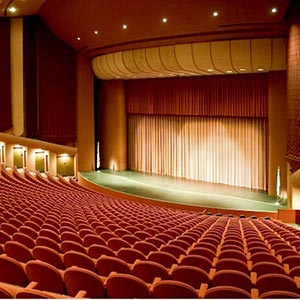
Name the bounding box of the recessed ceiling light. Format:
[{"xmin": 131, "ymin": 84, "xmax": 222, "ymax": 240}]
[
  {"xmin": 258, "ymin": 68, "xmax": 264, "ymax": 72},
  {"xmin": 226, "ymin": 70, "xmax": 233, "ymax": 73},
  {"xmin": 8, "ymin": 6, "xmax": 16, "ymax": 13},
  {"xmin": 122, "ymin": 24, "xmax": 127, "ymax": 29},
  {"xmin": 94, "ymin": 30, "xmax": 99, "ymax": 35},
  {"xmin": 271, "ymin": 7, "xmax": 277, "ymax": 13},
  {"xmin": 213, "ymin": 11, "xmax": 218, "ymax": 17},
  {"xmin": 77, "ymin": 36, "xmax": 81, "ymax": 41},
  {"xmin": 162, "ymin": 17, "xmax": 168, "ymax": 23},
  {"xmin": 207, "ymin": 68, "xmax": 214, "ymax": 72}
]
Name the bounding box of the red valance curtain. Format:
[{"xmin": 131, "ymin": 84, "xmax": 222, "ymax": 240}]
[
  {"xmin": 0, "ymin": 19, "xmax": 12, "ymax": 132},
  {"xmin": 126, "ymin": 73, "xmax": 268, "ymax": 117}
]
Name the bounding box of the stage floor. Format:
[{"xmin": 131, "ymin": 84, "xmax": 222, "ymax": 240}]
[{"xmin": 80, "ymin": 169, "xmax": 286, "ymax": 213}]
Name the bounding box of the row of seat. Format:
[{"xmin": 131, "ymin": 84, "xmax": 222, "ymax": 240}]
[
  {"xmin": 1, "ymin": 165, "xmax": 300, "ymax": 298},
  {"xmin": 1, "ymin": 253, "xmax": 300, "ymax": 299}
]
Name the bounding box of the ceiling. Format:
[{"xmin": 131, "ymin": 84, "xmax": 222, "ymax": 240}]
[
  {"xmin": 1, "ymin": 0, "xmax": 291, "ymax": 58},
  {"xmin": 0, "ymin": 0, "xmax": 291, "ymax": 79}
]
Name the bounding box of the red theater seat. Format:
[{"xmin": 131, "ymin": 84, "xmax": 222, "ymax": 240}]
[
  {"xmin": 64, "ymin": 266, "xmax": 105, "ymax": 298},
  {"xmin": 132, "ymin": 260, "xmax": 169, "ymax": 283},
  {"xmin": 106, "ymin": 273, "xmax": 151, "ymax": 298}
]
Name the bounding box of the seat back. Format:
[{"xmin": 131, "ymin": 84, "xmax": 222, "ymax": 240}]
[
  {"xmin": 256, "ymin": 273, "xmax": 298, "ymax": 295},
  {"xmin": 251, "ymin": 261, "xmax": 286, "ymax": 277},
  {"xmin": 106, "ymin": 273, "xmax": 150, "ymax": 298},
  {"xmin": 0, "ymin": 256, "xmax": 27, "ymax": 286},
  {"xmin": 147, "ymin": 251, "xmax": 177, "ymax": 268},
  {"xmin": 212, "ymin": 270, "xmax": 252, "ymax": 292},
  {"xmin": 63, "ymin": 250, "xmax": 96, "ymax": 272},
  {"xmin": 117, "ymin": 248, "xmax": 146, "ymax": 264},
  {"xmin": 25, "ymin": 260, "xmax": 65, "ymax": 294},
  {"xmin": 160, "ymin": 245, "xmax": 186, "ymax": 258},
  {"xmin": 171, "ymin": 265, "xmax": 209, "ymax": 289},
  {"xmin": 82, "ymin": 234, "xmax": 106, "ymax": 247},
  {"xmin": 133, "ymin": 241, "xmax": 158, "ymax": 255},
  {"xmin": 4, "ymin": 241, "xmax": 33, "ymax": 263},
  {"xmin": 107, "ymin": 237, "xmax": 131, "ymax": 251},
  {"xmin": 188, "ymin": 247, "xmax": 216, "ymax": 261},
  {"xmin": 32, "ymin": 245, "xmax": 64, "ymax": 270},
  {"xmin": 61, "ymin": 240, "xmax": 86, "ymax": 254},
  {"xmin": 260, "ymin": 290, "xmax": 300, "ymax": 299},
  {"xmin": 36, "ymin": 236, "xmax": 61, "ymax": 253},
  {"xmin": 87, "ymin": 244, "xmax": 115, "ymax": 259},
  {"xmin": 96, "ymin": 255, "xmax": 131, "ymax": 276},
  {"xmin": 64, "ymin": 266, "xmax": 105, "ymax": 298},
  {"xmin": 132, "ymin": 260, "xmax": 169, "ymax": 283},
  {"xmin": 152, "ymin": 280, "xmax": 199, "ymax": 299},
  {"xmin": 205, "ymin": 285, "xmax": 251, "ymax": 298},
  {"xmin": 12, "ymin": 232, "xmax": 36, "ymax": 249},
  {"xmin": 180, "ymin": 254, "xmax": 212, "ymax": 273},
  {"xmin": 216, "ymin": 258, "xmax": 249, "ymax": 273}
]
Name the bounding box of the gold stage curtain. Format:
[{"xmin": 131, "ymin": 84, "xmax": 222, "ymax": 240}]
[{"xmin": 128, "ymin": 115, "xmax": 267, "ymax": 190}]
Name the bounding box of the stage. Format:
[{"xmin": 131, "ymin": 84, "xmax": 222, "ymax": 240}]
[{"xmin": 80, "ymin": 169, "xmax": 286, "ymax": 213}]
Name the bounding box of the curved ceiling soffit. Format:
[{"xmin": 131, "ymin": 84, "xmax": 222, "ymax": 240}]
[{"xmin": 92, "ymin": 38, "xmax": 286, "ymax": 80}]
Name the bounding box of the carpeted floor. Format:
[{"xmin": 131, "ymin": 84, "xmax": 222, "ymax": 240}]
[{"xmin": 81, "ymin": 169, "xmax": 286, "ymax": 212}]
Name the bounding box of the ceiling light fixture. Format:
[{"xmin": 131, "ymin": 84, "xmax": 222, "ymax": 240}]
[
  {"xmin": 77, "ymin": 36, "xmax": 81, "ymax": 41},
  {"xmin": 271, "ymin": 7, "xmax": 277, "ymax": 13},
  {"xmin": 213, "ymin": 11, "xmax": 218, "ymax": 17},
  {"xmin": 94, "ymin": 30, "xmax": 99, "ymax": 35},
  {"xmin": 122, "ymin": 24, "xmax": 127, "ymax": 29},
  {"xmin": 162, "ymin": 17, "xmax": 168, "ymax": 23}
]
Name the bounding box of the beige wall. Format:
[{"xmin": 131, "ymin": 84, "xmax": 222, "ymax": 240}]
[
  {"xmin": 76, "ymin": 54, "xmax": 95, "ymax": 172},
  {"xmin": 98, "ymin": 80, "xmax": 127, "ymax": 171},
  {"xmin": 268, "ymin": 71, "xmax": 287, "ymax": 200}
]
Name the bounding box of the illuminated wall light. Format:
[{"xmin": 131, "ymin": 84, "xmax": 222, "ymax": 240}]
[
  {"xmin": 213, "ymin": 11, "xmax": 218, "ymax": 17},
  {"xmin": 8, "ymin": 6, "xmax": 17, "ymax": 13},
  {"xmin": 122, "ymin": 24, "xmax": 127, "ymax": 29},
  {"xmin": 257, "ymin": 68, "xmax": 264, "ymax": 72},
  {"xmin": 226, "ymin": 70, "xmax": 233, "ymax": 74},
  {"xmin": 162, "ymin": 17, "xmax": 168, "ymax": 23},
  {"xmin": 207, "ymin": 68, "xmax": 214, "ymax": 72},
  {"xmin": 110, "ymin": 160, "xmax": 117, "ymax": 171},
  {"xmin": 239, "ymin": 68, "xmax": 247, "ymax": 72},
  {"xmin": 35, "ymin": 149, "xmax": 45, "ymax": 154}
]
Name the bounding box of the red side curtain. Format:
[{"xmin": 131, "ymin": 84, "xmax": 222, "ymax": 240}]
[
  {"xmin": 37, "ymin": 20, "xmax": 76, "ymax": 144},
  {"xmin": 287, "ymin": 13, "xmax": 300, "ymax": 166},
  {"xmin": 126, "ymin": 73, "xmax": 268, "ymax": 117},
  {"xmin": 0, "ymin": 19, "xmax": 12, "ymax": 132}
]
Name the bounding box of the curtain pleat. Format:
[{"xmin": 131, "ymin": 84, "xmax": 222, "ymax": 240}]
[
  {"xmin": 128, "ymin": 115, "xmax": 267, "ymax": 190},
  {"xmin": 126, "ymin": 74, "xmax": 268, "ymax": 117}
]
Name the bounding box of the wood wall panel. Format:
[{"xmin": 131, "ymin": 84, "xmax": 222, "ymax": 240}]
[{"xmin": 0, "ymin": 19, "xmax": 12, "ymax": 132}]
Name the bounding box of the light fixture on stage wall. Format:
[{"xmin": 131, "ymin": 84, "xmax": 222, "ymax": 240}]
[
  {"xmin": 96, "ymin": 141, "xmax": 101, "ymax": 171},
  {"xmin": 276, "ymin": 165, "xmax": 281, "ymax": 198}
]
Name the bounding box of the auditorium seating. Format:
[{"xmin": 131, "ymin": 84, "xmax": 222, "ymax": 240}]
[{"xmin": 1, "ymin": 165, "xmax": 300, "ymax": 298}]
